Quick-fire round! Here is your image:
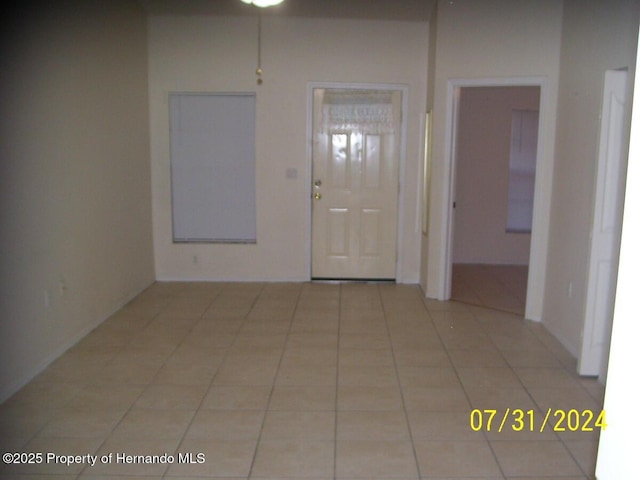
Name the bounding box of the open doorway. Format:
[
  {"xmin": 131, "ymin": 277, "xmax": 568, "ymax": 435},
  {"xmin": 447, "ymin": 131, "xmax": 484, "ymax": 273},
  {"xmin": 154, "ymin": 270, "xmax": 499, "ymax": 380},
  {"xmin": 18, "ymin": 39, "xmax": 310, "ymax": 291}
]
[{"xmin": 450, "ymin": 86, "xmax": 541, "ymax": 315}]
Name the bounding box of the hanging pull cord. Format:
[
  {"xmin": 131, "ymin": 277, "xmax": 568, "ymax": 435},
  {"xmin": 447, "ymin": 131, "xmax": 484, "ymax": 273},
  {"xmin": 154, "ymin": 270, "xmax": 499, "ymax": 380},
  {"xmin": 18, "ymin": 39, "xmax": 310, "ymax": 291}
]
[{"xmin": 256, "ymin": 14, "xmax": 263, "ymax": 85}]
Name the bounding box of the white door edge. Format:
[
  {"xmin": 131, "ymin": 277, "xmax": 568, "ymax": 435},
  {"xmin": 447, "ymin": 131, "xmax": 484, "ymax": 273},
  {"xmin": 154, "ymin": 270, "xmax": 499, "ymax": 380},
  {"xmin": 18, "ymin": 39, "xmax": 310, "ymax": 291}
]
[{"xmin": 578, "ymin": 69, "xmax": 628, "ymax": 379}]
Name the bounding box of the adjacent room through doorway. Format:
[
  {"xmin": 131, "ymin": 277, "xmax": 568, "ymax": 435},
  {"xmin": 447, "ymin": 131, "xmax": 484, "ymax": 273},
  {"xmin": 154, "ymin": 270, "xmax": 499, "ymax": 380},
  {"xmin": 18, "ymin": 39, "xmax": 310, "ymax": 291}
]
[{"xmin": 450, "ymin": 86, "xmax": 541, "ymax": 315}]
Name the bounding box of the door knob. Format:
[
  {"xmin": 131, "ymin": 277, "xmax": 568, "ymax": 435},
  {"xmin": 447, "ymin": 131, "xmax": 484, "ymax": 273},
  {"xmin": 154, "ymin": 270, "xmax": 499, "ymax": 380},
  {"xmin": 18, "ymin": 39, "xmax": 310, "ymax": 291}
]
[
  {"xmin": 314, "ymin": 179, "xmax": 322, "ymax": 187},
  {"xmin": 314, "ymin": 192, "xmax": 322, "ymax": 200}
]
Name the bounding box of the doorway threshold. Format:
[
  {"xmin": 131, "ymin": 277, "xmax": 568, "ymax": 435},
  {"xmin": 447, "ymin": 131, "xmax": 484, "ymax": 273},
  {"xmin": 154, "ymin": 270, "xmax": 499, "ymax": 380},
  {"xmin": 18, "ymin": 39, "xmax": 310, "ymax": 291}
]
[{"xmin": 311, "ymin": 278, "xmax": 396, "ymax": 284}]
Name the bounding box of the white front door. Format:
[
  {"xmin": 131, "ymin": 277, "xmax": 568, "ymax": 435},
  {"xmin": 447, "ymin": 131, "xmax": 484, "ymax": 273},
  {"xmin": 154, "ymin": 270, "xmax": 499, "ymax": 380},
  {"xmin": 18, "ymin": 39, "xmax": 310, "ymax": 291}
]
[
  {"xmin": 311, "ymin": 88, "xmax": 401, "ymax": 279},
  {"xmin": 578, "ymin": 70, "xmax": 629, "ymax": 380}
]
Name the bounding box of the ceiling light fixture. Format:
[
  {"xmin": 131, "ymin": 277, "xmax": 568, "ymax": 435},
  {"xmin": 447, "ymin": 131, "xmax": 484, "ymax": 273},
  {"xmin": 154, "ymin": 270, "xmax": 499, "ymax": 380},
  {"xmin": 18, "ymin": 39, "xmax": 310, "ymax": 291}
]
[{"xmin": 241, "ymin": 0, "xmax": 285, "ymax": 7}]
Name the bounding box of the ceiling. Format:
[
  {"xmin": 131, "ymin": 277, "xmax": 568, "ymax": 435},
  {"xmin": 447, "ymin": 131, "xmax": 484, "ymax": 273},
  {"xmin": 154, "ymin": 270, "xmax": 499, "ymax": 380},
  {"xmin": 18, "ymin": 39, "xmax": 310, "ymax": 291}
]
[{"xmin": 137, "ymin": 0, "xmax": 436, "ymax": 22}]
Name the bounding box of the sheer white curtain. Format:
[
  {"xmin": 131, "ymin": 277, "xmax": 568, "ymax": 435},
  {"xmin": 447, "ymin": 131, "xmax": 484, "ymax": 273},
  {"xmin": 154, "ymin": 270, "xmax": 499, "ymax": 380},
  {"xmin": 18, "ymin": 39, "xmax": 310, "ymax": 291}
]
[{"xmin": 321, "ymin": 91, "xmax": 396, "ymax": 134}]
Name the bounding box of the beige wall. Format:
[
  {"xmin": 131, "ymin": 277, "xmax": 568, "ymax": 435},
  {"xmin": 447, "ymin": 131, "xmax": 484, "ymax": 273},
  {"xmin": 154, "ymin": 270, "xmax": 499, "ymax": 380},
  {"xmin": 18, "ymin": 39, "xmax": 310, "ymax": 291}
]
[
  {"xmin": 149, "ymin": 16, "xmax": 428, "ymax": 282},
  {"xmin": 544, "ymin": 0, "xmax": 639, "ymax": 355},
  {"xmin": 453, "ymin": 86, "xmax": 539, "ymax": 265},
  {"xmin": 423, "ymin": 0, "xmax": 563, "ymax": 317},
  {"xmin": 0, "ymin": 1, "xmax": 155, "ymax": 401}
]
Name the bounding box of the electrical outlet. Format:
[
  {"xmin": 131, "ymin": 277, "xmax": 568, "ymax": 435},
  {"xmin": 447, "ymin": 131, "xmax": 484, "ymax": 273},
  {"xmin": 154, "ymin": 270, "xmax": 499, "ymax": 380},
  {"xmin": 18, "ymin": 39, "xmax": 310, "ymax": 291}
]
[{"xmin": 192, "ymin": 255, "xmax": 198, "ymax": 265}]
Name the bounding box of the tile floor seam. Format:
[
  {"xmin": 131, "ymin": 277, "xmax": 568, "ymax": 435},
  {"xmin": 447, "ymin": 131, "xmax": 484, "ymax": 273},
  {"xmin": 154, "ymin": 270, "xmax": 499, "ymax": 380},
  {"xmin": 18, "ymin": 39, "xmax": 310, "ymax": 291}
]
[
  {"xmin": 406, "ymin": 284, "xmax": 511, "ymax": 480},
  {"xmin": 247, "ymin": 283, "xmax": 304, "ymax": 479},
  {"xmin": 478, "ymin": 309, "xmax": 602, "ymax": 468},
  {"xmin": 331, "ymin": 282, "xmax": 343, "ymax": 480},
  {"xmin": 158, "ymin": 284, "xmax": 231, "ymax": 479},
  {"xmin": 78, "ymin": 284, "xmax": 224, "ymax": 479},
  {"xmin": 520, "ymin": 319, "xmax": 604, "ymax": 408},
  {"xmin": 417, "ymin": 289, "xmax": 478, "ymax": 412},
  {"xmin": 469, "ymin": 314, "xmax": 564, "ymax": 477},
  {"xmin": 378, "ymin": 283, "xmax": 424, "ymax": 480},
  {"xmin": 149, "ymin": 283, "xmax": 259, "ymax": 479},
  {"xmin": 417, "ymin": 290, "xmax": 510, "ymax": 479},
  {"xmin": 43, "ymin": 296, "xmax": 172, "ymax": 479},
  {"xmin": 451, "ymin": 264, "xmax": 527, "ymax": 316},
  {"xmin": 444, "ymin": 300, "xmax": 590, "ymax": 478},
  {"xmin": 467, "ymin": 304, "xmax": 566, "ymax": 430},
  {"xmin": 561, "ymin": 436, "xmax": 595, "ymax": 480},
  {"xmin": 204, "ymin": 282, "xmax": 266, "ymax": 479}
]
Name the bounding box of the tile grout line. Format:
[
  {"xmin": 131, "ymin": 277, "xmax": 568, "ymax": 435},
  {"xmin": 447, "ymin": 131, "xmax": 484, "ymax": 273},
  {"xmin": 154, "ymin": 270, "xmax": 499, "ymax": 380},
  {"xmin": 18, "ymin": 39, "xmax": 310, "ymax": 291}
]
[
  {"xmin": 72, "ymin": 289, "xmax": 173, "ymax": 479},
  {"xmin": 158, "ymin": 283, "xmax": 233, "ymax": 479},
  {"xmin": 160, "ymin": 282, "xmax": 264, "ymax": 480},
  {"xmin": 378, "ymin": 283, "xmax": 424, "ymax": 480},
  {"xmin": 245, "ymin": 282, "xmax": 304, "ymax": 480},
  {"xmin": 333, "ymin": 282, "xmax": 343, "ymax": 480},
  {"xmin": 454, "ymin": 299, "xmax": 588, "ymax": 478},
  {"xmin": 49, "ymin": 284, "xmax": 171, "ymax": 479},
  {"xmin": 418, "ymin": 292, "xmax": 509, "ymax": 479},
  {"xmin": 452, "ymin": 264, "xmax": 526, "ymax": 316}
]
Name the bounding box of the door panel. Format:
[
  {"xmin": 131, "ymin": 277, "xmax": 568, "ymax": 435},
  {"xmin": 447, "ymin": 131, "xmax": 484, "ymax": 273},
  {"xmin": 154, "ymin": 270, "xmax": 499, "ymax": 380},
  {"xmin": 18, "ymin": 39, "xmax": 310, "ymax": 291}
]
[
  {"xmin": 328, "ymin": 208, "xmax": 349, "ymax": 256},
  {"xmin": 361, "ymin": 208, "xmax": 382, "ymax": 255},
  {"xmin": 311, "ymin": 88, "xmax": 401, "ymax": 279}
]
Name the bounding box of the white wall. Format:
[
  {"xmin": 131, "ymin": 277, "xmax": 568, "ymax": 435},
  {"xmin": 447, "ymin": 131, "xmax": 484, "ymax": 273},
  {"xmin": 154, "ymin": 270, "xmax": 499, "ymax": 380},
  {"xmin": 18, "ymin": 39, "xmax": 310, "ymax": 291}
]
[
  {"xmin": 149, "ymin": 15, "xmax": 428, "ymax": 282},
  {"xmin": 0, "ymin": 0, "xmax": 155, "ymax": 402},
  {"xmin": 453, "ymin": 86, "xmax": 539, "ymax": 265},
  {"xmin": 423, "ymin": 0, "xmax": 563, "ymax": 316},
  {"xmin": 543, "ymin": 0, "xmax": 639, "ymax": 356},
  {"xmin": 596, "ymin": 28, "xmax": 640, "ymax": 478}
]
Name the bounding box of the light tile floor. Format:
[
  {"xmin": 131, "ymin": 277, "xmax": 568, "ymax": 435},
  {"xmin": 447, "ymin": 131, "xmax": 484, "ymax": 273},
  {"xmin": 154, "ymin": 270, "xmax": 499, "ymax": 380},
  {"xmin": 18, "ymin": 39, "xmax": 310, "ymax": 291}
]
[
  {"xmin": 0, "ymin": 282, "xmax": 605, "ymax": 479},
  {"xmin": 452, "ymin": 264, "xmax": 529, "ymax": 316}
]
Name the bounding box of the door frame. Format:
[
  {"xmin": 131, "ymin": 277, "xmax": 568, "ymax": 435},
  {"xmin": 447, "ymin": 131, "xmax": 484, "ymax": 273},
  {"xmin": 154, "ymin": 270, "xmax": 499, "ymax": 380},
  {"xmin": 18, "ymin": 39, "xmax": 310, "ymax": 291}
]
[
  {"xmin": 440, "ymin": 76, "xmax": 551, "ymax": 321},
  {"xmin": 306, "ymin": 82, "xmax": 409, "ymax": 281}
]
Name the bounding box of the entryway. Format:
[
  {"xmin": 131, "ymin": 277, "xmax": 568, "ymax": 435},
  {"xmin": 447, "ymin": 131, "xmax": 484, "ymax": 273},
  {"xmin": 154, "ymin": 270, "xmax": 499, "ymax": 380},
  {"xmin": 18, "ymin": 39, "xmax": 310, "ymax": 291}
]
[{"xmin": 310, "ymin": 86, "xmax": 403, "ymax": 280}]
